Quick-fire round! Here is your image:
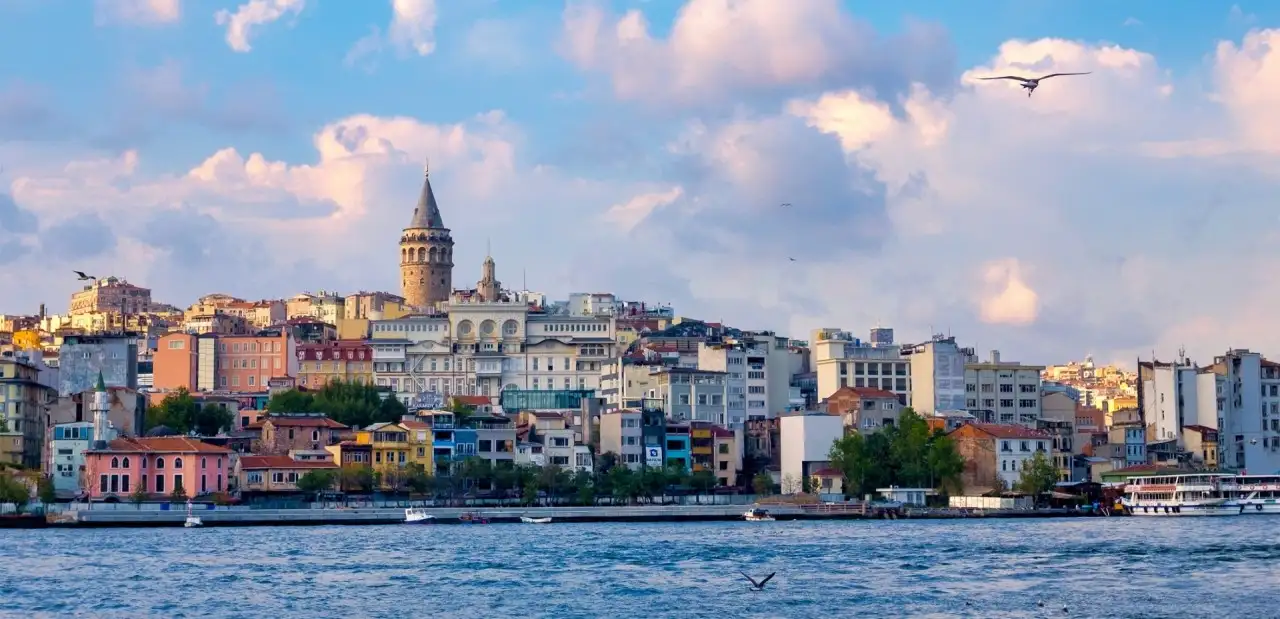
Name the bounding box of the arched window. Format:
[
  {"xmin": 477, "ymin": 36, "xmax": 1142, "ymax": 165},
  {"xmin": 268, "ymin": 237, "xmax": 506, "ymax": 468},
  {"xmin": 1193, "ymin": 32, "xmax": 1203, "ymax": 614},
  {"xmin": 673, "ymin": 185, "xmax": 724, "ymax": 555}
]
[
  {"xmin": 201, "ymin": 457, "xmax": 207, "ymax": 468},
  {"xmin": 420, "ymin": 279, "xmax": 424, "ymax": 285},
  {"xmin": 401, "ymin": 248, "xmax": 407, "ymax": 262},
  {"xmin": 122, "ymin": 457, "xmax": 130, "ymax": 468},
  {"xmin": 111, "ymin": 457, "xmax": 119, "ymax": 468},
  {"xmin": 174, "ymin": 457, "xmax": 183, "ymax": 468},
  {"xmin": 156, "ymin": 457, "xmax": 165, "ymax": 469},
  {"xmin": 417, "ymin": 247, "xmax": 426, "ymax": 262},
  {"xmin": 428, "ymin": 247, "xmax": 437, "ymax": 263}
]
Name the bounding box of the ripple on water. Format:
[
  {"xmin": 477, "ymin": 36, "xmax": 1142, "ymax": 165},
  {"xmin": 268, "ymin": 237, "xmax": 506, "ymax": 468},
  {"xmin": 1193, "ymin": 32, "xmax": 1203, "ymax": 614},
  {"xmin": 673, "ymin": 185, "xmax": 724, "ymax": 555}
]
[{"xmin": 3, "ymin": 518, "xmax": 1280, "ymax": 618}]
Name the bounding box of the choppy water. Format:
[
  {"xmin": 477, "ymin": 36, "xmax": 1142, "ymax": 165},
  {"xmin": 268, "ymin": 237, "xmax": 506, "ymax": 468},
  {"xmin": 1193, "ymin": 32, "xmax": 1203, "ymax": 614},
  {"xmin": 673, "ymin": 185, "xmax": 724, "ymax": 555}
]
[{"xmin": 1, "ymin": 517, "xmax": 1276, "ymax": 618}]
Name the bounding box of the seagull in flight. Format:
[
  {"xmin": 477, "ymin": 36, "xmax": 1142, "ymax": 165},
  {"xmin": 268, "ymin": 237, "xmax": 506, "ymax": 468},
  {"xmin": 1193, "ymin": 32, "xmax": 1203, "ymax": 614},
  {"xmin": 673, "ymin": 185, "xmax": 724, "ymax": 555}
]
[
  {"xmin": 788, "ymin": 257, "xmax": 797, "ymax": 262},
  {"xmin": 780, "ymin": 202, "xmax": 792, "ymax": 208},
  {"xmin": 72, "ymin": 270, "xmax": 96, "ymax": 281},
  {"xmin": 978, "ymin": 72, "xmax": 1090, "ymax": 97},
  {"xmin": 741, "ymin": 572, "xmax": 776, "ymax": 592}
]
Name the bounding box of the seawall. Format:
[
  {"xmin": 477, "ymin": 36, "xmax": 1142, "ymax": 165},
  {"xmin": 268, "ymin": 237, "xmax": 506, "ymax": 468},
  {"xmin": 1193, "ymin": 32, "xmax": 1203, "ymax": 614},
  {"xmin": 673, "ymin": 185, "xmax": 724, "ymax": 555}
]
[{"xmin": 41, "ymin": 504, "xmax": 1091, "ymax": 528}]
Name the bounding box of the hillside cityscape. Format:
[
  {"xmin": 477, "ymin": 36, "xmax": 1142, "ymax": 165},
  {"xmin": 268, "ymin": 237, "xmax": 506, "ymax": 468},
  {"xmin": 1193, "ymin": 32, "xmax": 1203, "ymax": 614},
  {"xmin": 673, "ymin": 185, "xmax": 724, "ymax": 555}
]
[{"xmin": 0, "ymin": 169, "xmax": 1269, "ymax": 506}]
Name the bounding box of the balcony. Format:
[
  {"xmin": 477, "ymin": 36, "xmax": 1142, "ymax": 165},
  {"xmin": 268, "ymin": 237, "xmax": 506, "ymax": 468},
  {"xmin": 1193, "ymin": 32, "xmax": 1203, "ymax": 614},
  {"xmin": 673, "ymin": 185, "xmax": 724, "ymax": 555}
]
[{"xmin": 475, "ymin": 363, "xmax": 503, "ymax": 376}]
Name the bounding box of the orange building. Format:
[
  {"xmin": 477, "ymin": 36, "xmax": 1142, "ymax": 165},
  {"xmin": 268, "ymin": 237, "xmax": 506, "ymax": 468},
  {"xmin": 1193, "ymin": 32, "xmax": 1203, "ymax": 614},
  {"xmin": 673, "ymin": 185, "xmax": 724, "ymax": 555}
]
[
  {"xmin": 152, "ymin": 332, "xmax": 297, "ymax": 393},
  {"xmin": 296, "ymin": 341, "xmax": 373, "ymax": 388}
]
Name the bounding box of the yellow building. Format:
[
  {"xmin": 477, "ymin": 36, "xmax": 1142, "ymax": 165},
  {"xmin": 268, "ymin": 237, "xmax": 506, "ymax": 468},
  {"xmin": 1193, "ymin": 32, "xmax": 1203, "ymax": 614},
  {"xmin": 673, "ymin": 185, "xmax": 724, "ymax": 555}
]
[
  {"xmin": 400, "ymin": 419, "xmax": 435, "ymax": 475},
  {"xmin": 0, "ymin": 356, "xmax": 56, "ymax": 468},
  {"xmin": 355, "ymin": 423, "xmax": 413, "ymax": 486},
  {"xmin": 296, "ymin": 341, "xmax": 374, "ymax": 388}
]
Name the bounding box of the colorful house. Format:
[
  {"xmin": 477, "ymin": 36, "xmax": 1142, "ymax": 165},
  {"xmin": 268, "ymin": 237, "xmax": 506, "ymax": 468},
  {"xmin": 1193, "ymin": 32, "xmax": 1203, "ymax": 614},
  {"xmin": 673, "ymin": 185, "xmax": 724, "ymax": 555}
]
[
  {"xmin": 237, "ymin": 455, "xmax": 339, "ymax": 494},
  {"xmin": 689, "ymin": 422, "xmax": 714, "ymax": 472},
  {"xmin": 664, "ymin": 423, "xmax": 691, "ymax": 471},
  {"xmin": 355, "ymin": 422, "xmax": 410, "ymax": 470},
  {"xmin": 49, "ymin": 422, "xmax": 110, "ymax": 498},
  {"xmin": 255, "ymin": 413, "xmax": 349, "ymax": 454},
  {"xmin": 82, "ymin": 436, "xmax": 232, "ymax": 501},
  {"xmin": 399, "ymin": 419, "xmax": 435, "ymax": 475}
]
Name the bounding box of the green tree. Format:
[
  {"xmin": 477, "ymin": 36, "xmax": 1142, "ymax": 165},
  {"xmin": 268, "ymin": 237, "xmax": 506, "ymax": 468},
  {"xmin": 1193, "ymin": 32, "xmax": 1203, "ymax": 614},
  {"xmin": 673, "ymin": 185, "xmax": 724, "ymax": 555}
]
[
  {"xmin": 925, "ymin": 432, "xmax": 965, "ymax": 495},
  {"xmin": 457, "ymin": 457, "xmax": 493, "ymax": 493},
  {"xmin": 295, "ymin": 469, "xmax": 338, "ymax": 499},
  {"xmin": 339, "ymin": 465, "xmax": 374, "ymax": 493},
  {"xmin": 405, "ymin": 463, "xmax": 433, "ymax": 495},
  {"xmin": 446, "ymin": 399, "xmax": 476, "ymax": 424},
  {"xmin": 573, "ymin": 470, "xmax": 594, "ymax": 505},
  {"xmin": 37, "ymin": 475, "xmax": 56, "ymax": 505},
  {"xmin": 267, "ymin": 381, "xmax": 407, "ymax": 429},
  {"xmin": 521, "ymin": 481, "xmax": 538, "ymax": 506},
  {"xmin": 145, "ymin": 387, "xmax": 232, "ymax": 436},
  {"xmin": 830, "ymin": 433, "xmax": 870, "ymax": 498},
  {"xmin": 888, "ymin": 409, "xmax": 932, "ymax": 487},
  {"xmin": 595, "ymin": 452, "xmax": 620, "ymax": 477},
  {"xmin": 169, "ymin": 478, "xmax": 188, "ymax": 503},
  {"xmin": 751, "ymin": 471, "xmax": 773, "ymax": 496},
  {"xmin": 607, "ymin": 465, "xmax": 640, "ymax": 504},
  {"xmin": 0, "ymin": 474, "xmax": 30, "ymax": 514},
  {"xmin": 689, "ymin": 469, "xmax": 717, "ymax": 501},
  {"xmin": 1016, "ymin": 451, "xmax": 1059, "ymax": 502},
  {"xmin": 129, "ymin": 477, "xmax": 149, "ymax": 508},
  {"xmin": 0, "ymin": 419, "xmax": 9, "ymax": 432}
]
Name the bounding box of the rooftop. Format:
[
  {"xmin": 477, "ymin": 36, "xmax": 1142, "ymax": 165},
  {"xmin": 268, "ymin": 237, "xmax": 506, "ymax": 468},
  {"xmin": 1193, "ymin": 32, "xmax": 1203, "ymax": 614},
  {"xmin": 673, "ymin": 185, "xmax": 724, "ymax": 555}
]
[
  {"xmin": 87, "ymin": 436, "xmax": 231, "ymax": 454},
  {"xmin": 959, "ymin": 423, "xmax": 1052, "ymax": 440},
  {"xmin": 239, "ymin": 455, "xmax": 338, "ymax": 470}
]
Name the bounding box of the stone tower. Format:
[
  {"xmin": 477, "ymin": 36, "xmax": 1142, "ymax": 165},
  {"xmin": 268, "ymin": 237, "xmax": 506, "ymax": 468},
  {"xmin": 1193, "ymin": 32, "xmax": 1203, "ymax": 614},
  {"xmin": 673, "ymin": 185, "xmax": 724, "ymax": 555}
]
[
  {"xmin": 400, "ymin": 164, "xmax": 454, "ymax": 309},
  {"xmin": 476, "ymin": 251, "xmax": 501, "ymax": 302}
]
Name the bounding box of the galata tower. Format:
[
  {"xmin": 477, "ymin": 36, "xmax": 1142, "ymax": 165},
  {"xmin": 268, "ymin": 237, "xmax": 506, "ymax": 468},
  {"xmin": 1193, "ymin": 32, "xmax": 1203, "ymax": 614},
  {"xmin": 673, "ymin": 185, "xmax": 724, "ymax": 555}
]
[{"xmin": 399, "ymin": 164, "xmax": 454, "ymax": 309}]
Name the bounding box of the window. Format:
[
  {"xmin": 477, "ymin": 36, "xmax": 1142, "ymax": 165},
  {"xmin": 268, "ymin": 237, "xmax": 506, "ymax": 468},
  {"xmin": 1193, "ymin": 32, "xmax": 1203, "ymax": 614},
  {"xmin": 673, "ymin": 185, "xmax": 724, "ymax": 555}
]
[
  {"xmin": 479, "ymin": 440, "xmax": 492, "ymax": 452},
  {"xmin": 217, "ymin": 474, "xmax": 222, "ymax": 491},
  {"xmin": 122, "ymin": 457, "xmax": 130, "ymax": 468},
  {"xmin": 312, "ymin": 430, "xmax": 319, "ymax": 441},
  {"xmin": 100, "ymin": 475, "xmax": 108, "ymax": 492},
  {"xmin": 174, "ymin": 458, "xmax": 183, "ymax": 468},
  {"xmin": 201, "ymin": 475, "xmax": 207, "ymax": 493},
  {"xmin": 248, "ymin": 472, "xmax": 263, "ymax": 484},
  {"xmin": 156, "ymin": 457, "xmax": 165, "ymax": 469},
  {"xmin": 1019, "ymin": 384, "xmax": 1036, "ymax": 393},
  {"xmin": 111, "ymin": 457, "xmax": 119, "ymax": 468},
  {"xmin": 201, "ymin": 457, "xmax": 206, "ymax": 468},
  {"xmin": 679, "ymin": 394, "xmax": 690, "ymax": 405},
  {"xmin": 272, "ymin": 472, "xmax": 284, "ymax": 483},
  {"xmin": 999, "ymin": 384, "xmax": 1013, "ymax": 393},
  {"xmin": 174, "ymin": 475, "xmax": 183, "ymax": 493},
  {"xmin": 155, "ymin": 475, "xmax": 166, "ymax": 493},
  {"xmin": 999, "ymin": 399, "xmax": 1014, "ymax": 408}
]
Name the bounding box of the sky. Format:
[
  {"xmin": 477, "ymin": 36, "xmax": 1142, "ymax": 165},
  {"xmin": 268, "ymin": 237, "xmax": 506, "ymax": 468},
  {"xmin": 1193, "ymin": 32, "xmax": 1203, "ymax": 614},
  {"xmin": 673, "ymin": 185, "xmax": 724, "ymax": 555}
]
[{"xmin": 2, "ymin": 0, "xmax": 1280, "ymax": 368}]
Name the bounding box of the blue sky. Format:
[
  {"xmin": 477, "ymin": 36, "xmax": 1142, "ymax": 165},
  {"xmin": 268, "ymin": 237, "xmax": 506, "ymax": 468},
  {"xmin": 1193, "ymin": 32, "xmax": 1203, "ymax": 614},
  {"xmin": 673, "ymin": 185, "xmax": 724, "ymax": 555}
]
[{"xmin": 3, "ymin": 0, "xmax": 1280, "ymax": 364}]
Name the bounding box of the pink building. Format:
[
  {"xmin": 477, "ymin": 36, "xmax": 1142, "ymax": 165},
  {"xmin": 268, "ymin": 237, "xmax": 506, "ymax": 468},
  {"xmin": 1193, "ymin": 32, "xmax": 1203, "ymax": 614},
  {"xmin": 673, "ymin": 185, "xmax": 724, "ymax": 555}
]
[
  {"xmin": 83, "ymin": 436, "xmax": 232, "ymax": 501},
  {"xmin": 217, "ymin": 333, "xmax": 296, "ymax": 392}
]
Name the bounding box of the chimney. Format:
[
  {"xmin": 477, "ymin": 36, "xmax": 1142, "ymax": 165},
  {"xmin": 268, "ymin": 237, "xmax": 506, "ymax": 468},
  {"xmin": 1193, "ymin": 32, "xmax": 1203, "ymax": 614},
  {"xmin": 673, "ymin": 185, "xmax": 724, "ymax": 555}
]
[{"xmin": 990, "ymin": 350, "xmax": 1001, "ymax": 364}]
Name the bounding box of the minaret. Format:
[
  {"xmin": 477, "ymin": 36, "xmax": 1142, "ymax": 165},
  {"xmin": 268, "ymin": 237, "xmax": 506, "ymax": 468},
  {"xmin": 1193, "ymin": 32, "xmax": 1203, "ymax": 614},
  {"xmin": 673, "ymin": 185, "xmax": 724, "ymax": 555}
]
[
  {"xmin": 91, "ymin": 371, "xmax": 111, "ymax": 449},
  {"xmin": 399, "ymin": 161, "xmax": 455, "ymax": 309}
]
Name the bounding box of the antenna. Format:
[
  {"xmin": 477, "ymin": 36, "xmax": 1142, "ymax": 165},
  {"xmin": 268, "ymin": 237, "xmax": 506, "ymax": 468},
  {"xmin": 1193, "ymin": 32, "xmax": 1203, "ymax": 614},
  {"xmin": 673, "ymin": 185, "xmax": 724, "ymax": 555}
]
[
  {"xmin": 522, "ymin": 268, "xmax": 527, "ymax": 291},
  {"xmin": 423, "ymin": 157, "xmax": 430, "ymax": 176}
]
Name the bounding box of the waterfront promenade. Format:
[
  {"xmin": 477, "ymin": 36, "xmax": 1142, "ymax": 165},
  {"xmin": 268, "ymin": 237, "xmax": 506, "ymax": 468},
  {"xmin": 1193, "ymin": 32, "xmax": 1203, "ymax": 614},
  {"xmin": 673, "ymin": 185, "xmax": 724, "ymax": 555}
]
[{"xmin": 28, "ymin": 502, "xmax": 1090, "ymax": 527}]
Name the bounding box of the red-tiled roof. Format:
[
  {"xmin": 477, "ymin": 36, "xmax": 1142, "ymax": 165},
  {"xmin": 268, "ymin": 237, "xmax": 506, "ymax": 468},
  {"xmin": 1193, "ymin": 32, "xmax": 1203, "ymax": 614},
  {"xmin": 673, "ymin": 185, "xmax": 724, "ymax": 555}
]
[
  {"xmin": 90, "ymin": 436, "xmax": 231, "ymax": 454},
  {"xmin": 239, "ymin": 455, "xmax": 338, "ymax": 469},
  {"xmin": 847, "ymin": 387, "xmax": 897, "ymax": 399},
  {"xmin": 452, "ymin": 395, "xmax": 491, "ymax": 406},
  {"xmin": 399, "ymin": 420, "xmax": 431, "ymax": 430},
  {"xmin": 1182, "ymin": 425, "xmax": 1218, "ymax": 435},
  {"xmin": 262, "ymin": 415, "xmax": 348, "ymax": 429},
  {"xmin": 711, "ymin": 426, "xmax": 735, "ymax": 438},
  {"xmin": 811, "ymin": 467, "xmax": 841, "ymax": 477},
  {"xmin": 962, "ymin": 423, "xmax": 1051, "ymax": 440}
]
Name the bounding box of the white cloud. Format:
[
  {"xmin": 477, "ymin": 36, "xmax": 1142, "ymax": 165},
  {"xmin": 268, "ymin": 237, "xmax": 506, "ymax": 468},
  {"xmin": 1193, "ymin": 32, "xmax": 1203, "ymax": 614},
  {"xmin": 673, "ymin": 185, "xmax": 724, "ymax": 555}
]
[
  {"xmin": 346, "ymin": 0, "xmax": 438, "ymax": 67},
  {"xmin": 559, "ymin": 0, "xmax": 951, "ymax": 106},
  {"xmin": 602, "ymin": 187, "xmax": 683, "ymax": 231},
  {"xmin": 215, "ymin": 0, "xmax": 305, "ymax": 53},
  {"xmin": 977, "ymin": 259, "xmax": 1039, "ymax": 326},
  {"xmin": 93, "ymin": 0, "xmax": 180, "ymax": 26}
]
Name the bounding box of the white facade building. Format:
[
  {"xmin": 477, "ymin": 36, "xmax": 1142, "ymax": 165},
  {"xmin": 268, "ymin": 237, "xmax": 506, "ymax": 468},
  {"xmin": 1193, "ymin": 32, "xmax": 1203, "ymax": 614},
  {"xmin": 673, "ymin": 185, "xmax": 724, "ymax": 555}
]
[
  {"xmin": 779, "ymin": 413, "xmax": 844, "ymax": 492},
  {"xmin": 964, "ymin": 351, "xmax": 1045, "ymax": 426},
  {"xmin": 904, "ymin": 336, "xmax": 976, "ymax": 414},
  {"xmin": 368, "ymin": 302, "xmax": 615, "ymax": 404},
  {"xmin": 811, "ymin": 328, "xmax": 911, "ymax": 404}
]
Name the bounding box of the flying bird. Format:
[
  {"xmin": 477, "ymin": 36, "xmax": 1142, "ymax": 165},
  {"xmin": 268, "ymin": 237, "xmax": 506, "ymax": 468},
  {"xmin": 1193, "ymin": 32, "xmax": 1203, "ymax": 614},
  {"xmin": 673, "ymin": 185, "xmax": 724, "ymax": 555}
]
[
  {"xmin": 780, "ymin": 203, "xmax": 792, "ymax": 208},
  {"xmin": 788, "ymin": 257, "xmax": 797, "ymax": 262},
  {"xmin": 741, "ymin": 572, "xmax": 776, "ymax": 592},
  {"xmin": 977, "ymin": 72, "xmax": 1090, "ymax": 97},
  {"xmin": 73, "ymin": 271, "xmax": 95, "ymax": 281}
]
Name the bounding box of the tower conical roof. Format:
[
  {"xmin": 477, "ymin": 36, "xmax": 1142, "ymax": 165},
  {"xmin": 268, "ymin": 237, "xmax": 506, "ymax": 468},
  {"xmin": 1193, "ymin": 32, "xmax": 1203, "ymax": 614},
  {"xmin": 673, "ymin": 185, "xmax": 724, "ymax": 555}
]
[
  {"xmin": 95, "ymin": 371, "xmax": 106, "ymax": 392},
  {"xmin": 409, "ymin": 165, "xmax": 444, "ymax": 229}
]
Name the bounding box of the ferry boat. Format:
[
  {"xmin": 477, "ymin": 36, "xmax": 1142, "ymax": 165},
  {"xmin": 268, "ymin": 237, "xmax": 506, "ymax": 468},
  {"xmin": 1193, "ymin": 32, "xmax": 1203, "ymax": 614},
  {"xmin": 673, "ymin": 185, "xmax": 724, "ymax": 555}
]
[
  {"xmin": 1219, "ymin": 474, "xmax": 1280, "ymax": 514},
  {"xmin": 404, "ymin": 508, "xmax": 435, "ymax": 524},
  {"xmin": 1121, "ymin": 474, "xmax": 1237, "ymax": 517}
]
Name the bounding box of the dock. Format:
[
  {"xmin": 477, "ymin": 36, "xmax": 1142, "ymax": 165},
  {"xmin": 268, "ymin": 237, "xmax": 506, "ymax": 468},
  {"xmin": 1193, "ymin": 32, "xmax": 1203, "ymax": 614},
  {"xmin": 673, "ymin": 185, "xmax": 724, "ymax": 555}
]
[{"xmin": 35, "ymin": 503, "xmax": 1092, "ymax": 528}]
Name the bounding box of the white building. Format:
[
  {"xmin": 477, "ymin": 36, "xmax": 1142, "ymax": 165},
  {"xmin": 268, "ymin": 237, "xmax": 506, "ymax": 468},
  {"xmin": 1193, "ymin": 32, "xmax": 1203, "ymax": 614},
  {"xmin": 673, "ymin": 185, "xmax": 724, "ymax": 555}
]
[
  {"xmin": 652, "ymin": 368, "xmax": 731, "ymax": 426},
  {"xmin": 964, "ymin": 351, "xmax": 1045, "ymax": 426},
  {"xmin": 811, "ymin": 328, "xmax": 911, "ymax": 404},
  {"xmin": 1140, "ymin": 359, "xmax": 1205, "ymax": 445},
  {"xmin": 599, "ymin": 410, "xmax": 644, "ymax": 468},
  {"xmin": 1215, "ymin": 350, "xmax": 1280, "ymax": 473},
  {"xmin": 986, "ymin": 426, "xmax": 1052, "ymax": 489},
  {"xmin": 779, "ymin": 413, "xmax": 844, "ymax": 493},
  {"xmin": 48, "ymin": 422, "xmax": 104, "ymax": 497},
  {"xmin": 903, "ymin": 336, "xmax": 976, "ymax": 414},
  {"xmin": 368, "ymin": 301, "xmax": 616, "ymax": 404},
  {"xmin": 598, "ymin": 358, "xmax": 659, "ymax": 411}
]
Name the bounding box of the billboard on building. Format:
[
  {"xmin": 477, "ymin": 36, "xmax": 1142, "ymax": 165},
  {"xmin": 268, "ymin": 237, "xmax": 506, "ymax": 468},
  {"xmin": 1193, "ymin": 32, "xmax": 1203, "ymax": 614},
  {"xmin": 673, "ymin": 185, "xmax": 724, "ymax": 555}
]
[{"xmin": 645, "ymin": 446, "xmax": 663, "ymax": 467}]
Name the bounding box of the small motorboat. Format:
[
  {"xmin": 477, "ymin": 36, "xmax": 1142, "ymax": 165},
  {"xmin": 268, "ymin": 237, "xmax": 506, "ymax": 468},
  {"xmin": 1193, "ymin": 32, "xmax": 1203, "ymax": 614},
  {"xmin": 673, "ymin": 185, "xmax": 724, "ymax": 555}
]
[
  {"xmin": 458, "ymin": 511, "xmax": 490, "ymax": 524},
  {"xmin": 743, "ymin": 508, "xmax": 775, "ymax": 522},
  {"xmin": 520, "ymin": 515, "xmax": 553, "ymax": 524},
  {"xmin": 184, "ymin": 499, "xmax": 204, "ymax": 528},
  {"xmin": 404, "ymin": 508, "xmax": 435, "ymax": 524}
]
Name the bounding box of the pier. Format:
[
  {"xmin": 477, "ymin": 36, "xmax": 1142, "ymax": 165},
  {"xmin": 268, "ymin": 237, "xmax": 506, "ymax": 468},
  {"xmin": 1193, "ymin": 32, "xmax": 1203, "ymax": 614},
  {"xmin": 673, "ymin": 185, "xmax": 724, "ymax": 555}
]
[{"xmin": 36, "ymin": 503, "xmax": 1091, "ymax": 528}]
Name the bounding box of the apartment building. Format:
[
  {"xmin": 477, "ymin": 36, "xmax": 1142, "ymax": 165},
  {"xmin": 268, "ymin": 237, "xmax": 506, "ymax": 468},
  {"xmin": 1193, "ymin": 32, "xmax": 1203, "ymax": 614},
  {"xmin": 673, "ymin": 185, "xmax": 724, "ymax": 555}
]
[
  {"xmin": 964, "ymin": 351, "xmax": 1045, "ymax": 427},
  {"xmin": 811, "ymin": 328, "xmax": 910, "ymax": 405}
]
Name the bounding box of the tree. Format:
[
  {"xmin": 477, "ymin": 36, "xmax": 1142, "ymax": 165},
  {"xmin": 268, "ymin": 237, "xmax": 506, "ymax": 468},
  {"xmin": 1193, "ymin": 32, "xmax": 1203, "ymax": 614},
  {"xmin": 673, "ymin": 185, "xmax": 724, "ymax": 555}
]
[
  {"xmin": 751, "ymin": 471, "xmax": 773, "ymax": 496},
  {"xmin": 295, "ymin": 469, "xmax": 337, "ymax": 499},
  {"xmin": 0, "ymin": 419, "xmax": 8, "ymax": 432},
  {"xmin": 780, "ymin": 474, "xmax": 801, "ymax": 495},
  {"xmin": 266, "ymin": 381, "xmax": 408, "ymax": 429},
  {"xmin": 169, "ymin": 478, "xmax": 188, "ymax": 503},
  {"xmin": 595, "ymin": 452, "xmax": 620, "ymax": 477},
  {"xmin": 925, "ymin": 433, "xmax": 965, "ymax": 495},
  {"xmin": 830, "ymin": 433, "xmax": 873, "ymax": 498},
  {"xmin": 129, "ymin": 477, "xmax": 149, "ymax": 509},
  {"xmin": 405, "ymin": 463, "xmax": 433, "ymax": 496},
  {"xmin": 1016, "ymin": 451, "xmax": 1059, "ymax": 503},
  {"xmin": 340, "ymin": 465, "xmax": 374, "ymax": 493},
  {"xmin": 689, "ymin": 469, "xmax": 717, "ymax": 502},
  {"xmin": 37, "ymin": 475, "xmax": 56, "ymax": 505},
  {"xmin": 457, "ymin": 457, "xmax": 493, "ymax": 493},
  {"xmin": 573, "ymin": 470, "xmax": 594, "ymax": 505},
  {"xmin": 0, "ymin": 473, "xmax": 30, "ymax": 514},
  {"xmin": 145, "ymin": 387, "xmax": 232, "ymax": 436},
  {"xmin": 446, "ymin": 399, "xmax": 476, "ymax": 424}
]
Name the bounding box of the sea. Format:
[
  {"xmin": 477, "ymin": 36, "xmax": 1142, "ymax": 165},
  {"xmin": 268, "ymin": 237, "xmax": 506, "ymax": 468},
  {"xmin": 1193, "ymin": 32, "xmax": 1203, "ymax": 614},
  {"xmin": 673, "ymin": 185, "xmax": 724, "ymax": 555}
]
[{"xmin": 1, "ymin": 517, "xmax": 1276, "ymax": 618}]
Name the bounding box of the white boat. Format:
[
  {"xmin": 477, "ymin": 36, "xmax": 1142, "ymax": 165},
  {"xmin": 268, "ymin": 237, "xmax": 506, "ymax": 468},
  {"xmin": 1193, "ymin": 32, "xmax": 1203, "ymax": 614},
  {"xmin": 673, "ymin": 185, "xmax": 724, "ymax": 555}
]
[
  {"xmin": 520, "ymin": 516, "xmax": 552, "ymax": 524},
  {"xmin": 743, "ymin": 508, "xmax": 775, "ymax": 522},
  {"xmin": 404, "ymin": 508, "xmax": 435, "ymax": 524},
  {"xmin": 1122, "ymin": 473, "xmax": 1238, "ymax": 516},
  {"xmin": 1219, "ymin": 474, "xmax": 1280, "ymax": 514},
  {"xmin": 184, "ymin": 499, "xmax": 204, "ymax": 528}
]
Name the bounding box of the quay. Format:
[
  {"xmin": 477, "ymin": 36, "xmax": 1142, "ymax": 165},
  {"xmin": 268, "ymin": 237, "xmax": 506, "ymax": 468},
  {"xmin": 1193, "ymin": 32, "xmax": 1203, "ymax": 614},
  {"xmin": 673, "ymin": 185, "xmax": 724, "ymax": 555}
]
[{"xmin": 30, "ymin": 503, "xmax": 1093, "ymax": 528}]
